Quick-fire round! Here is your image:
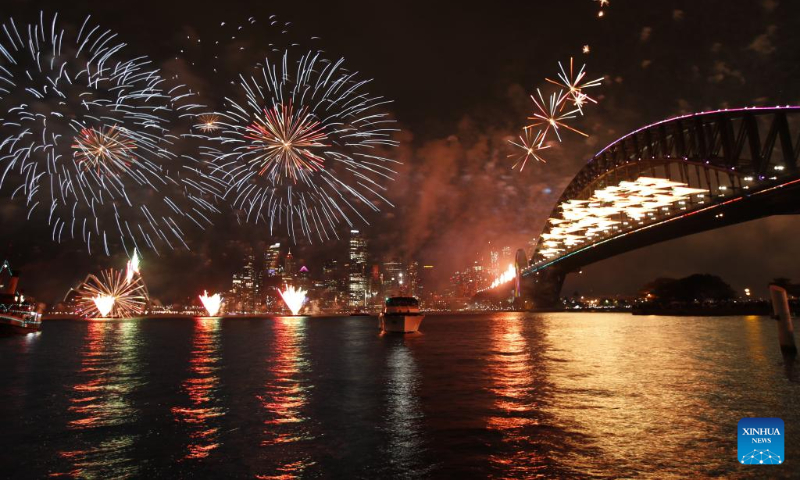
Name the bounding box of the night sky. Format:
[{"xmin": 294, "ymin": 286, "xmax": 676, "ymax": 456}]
[{"xmin": 2, "ymin": 0, "xmax": 799, "ymax": 303}]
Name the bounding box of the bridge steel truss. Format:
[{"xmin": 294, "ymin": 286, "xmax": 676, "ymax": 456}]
[{"xmin": 518, "ymin": 106, "xmax": 800, "ymax": 307}]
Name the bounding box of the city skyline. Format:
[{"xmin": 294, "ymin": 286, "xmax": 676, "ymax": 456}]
[{"xmin": 1, "ymin": 0, "xmax": 798, "ymax": 306}]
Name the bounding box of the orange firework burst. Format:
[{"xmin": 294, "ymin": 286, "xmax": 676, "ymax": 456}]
[
  {"xmin": 77, "ymin": 268, "xmax": 148, "ymax": 318},
  {"xmin": 244, "ymin": 102, "xmax": 329, "ymax": 183},
  {"xmin": 527, "ymin": 89, "xmax": 588, "ymax": 143},
  {"xmin": 71, "ymin": 125, "xmax": 136, "ymax": 174},
  {"xmin": 196, "ymin": 114, "xmax": 221, "ymax": 132},
  {"xmin": 509, "ymin": 129, "xmax": 550, "ymax": 171},
  {"xmin": 546, "ymin": 57, "xmax": 603, "ymax": 113}
]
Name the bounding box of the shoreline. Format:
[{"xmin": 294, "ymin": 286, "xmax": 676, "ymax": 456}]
[{"xmin": 41, "ymin": 310, "xmax": 779, "ymax": 320}]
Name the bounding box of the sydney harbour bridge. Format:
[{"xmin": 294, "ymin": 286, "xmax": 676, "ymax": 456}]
[{"xmin": 482, "ymin": 106, "xmax": 800, "ymax": 307}]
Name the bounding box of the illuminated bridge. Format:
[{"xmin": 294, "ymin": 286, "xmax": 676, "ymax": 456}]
[{"xmin": 485, "ymin": 106, "xmax": 800, "ymax": 308}]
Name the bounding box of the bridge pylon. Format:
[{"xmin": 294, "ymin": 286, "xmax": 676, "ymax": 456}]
[{"xmin": 519, "ymin": 264, "xmax": 567, "ymax": 309}]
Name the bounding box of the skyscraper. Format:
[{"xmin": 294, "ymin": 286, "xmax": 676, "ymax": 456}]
[
  {"xmin": 322, "ymin": 259, "xmax": 345, "ymax": 309},
  {"xmin": 263, "ymin": 242, "xmax": 281, "ymax": 278},
  {"xmin": 241, "ymin": 250, "xmax": 258, "ymax": 312},
  {"xmin": 381, "ymin": 257, "xmax": 406, "ymax": 296},
  {"xmin": 407, "ymin": 261, "xmax": 419, "ymax": 297},
  {"xmin": 489, "ymin": 249, "xmax": 500, "ymax": 278},
  {"xmin": 348, "ymin": 229, "xmax": 368, "ymax": 308},
  {"xmin": 501, "ymin": 246, "xmax": 512, "ymax": 266},
  {"xmin": 284, "ymin": 249, "xmax": 296, "ymax": 280},
  {"xmin": 261, "ymin": 243, "xmax": 283, "ymax": 312}
]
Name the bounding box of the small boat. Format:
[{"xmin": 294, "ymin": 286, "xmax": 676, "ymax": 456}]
[
  {"xmin": 0, "ymin": 260, "xmax": 42, "ymax": 334},
  {"xmin": 379, "ymin": 296, "xmax": 424, "ymax": 333},
  {"xmin": 350, "ymin": 309, "xmax": 368, "ymax": 316}
]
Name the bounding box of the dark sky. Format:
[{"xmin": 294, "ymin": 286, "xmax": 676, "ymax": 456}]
[{"xmin": 3, "ymin": 0, "xmax": 800, "ymax": 303}]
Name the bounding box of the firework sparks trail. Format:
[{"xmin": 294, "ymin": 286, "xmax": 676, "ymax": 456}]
[
  {"xmin": 508, "ymin": 129, "xmax": 549, "ymax": 171},
  {"xmin": 0, "ymin": 12, "xmax": 214, "ymax": 254},
  {"xmin": 527, "ymin": 89, "xmax": 588, "ymax": 143},
  {"xmin": 278, "ymin": 285, "xmax": 307, "ymax": 315},
  {"xmin": 191, "ymin": 50, "xmax": 399, "ymax": 242},
  {"xmin": 199, "ymin": 290, "xmax": 222, "ymax": 316},
  {"xmin": 125, "ymin": 249, "xmax": 141, "ymax": 282},
  {"xmin": 546, "ymin": 57, "xmax": 603, "ymax": 113}
]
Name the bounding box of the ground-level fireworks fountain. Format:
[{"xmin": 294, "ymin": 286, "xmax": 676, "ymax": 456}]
[
  {"xmin": 278, "ymin": 286, "xmax": 307, "ymax": 316},
  {"xmin": 199, "ymin": 291, "xmax": 222, "ymax": 316},
  {"xmin": 76, "ymin": 250, "xmax": 149, "ymax": 318}
]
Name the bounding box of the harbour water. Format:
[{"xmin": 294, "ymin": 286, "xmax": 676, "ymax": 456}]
[{"xmin": 0, "ymin": 313, "xmax": 798, "ymax": 478}]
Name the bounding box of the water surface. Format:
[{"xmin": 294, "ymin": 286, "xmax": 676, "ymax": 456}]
[{"xmin": 0, "ymin": 313, "xmax": 798, "ymax": 478}]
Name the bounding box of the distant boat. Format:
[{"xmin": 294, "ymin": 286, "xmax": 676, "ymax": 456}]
[{"xmin": 379, "ymin": 296, "xmax": 424, "ymax": 333}]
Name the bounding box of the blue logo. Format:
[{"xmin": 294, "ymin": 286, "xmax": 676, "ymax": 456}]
[{"xmin": 738, "ymin": 418, "xmax": 784, "ymax": 465}]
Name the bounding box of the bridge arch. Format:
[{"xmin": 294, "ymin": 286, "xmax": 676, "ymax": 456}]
[{"xmin": 519, "ymin": 106, "xmax": 800, "ymax": 307}]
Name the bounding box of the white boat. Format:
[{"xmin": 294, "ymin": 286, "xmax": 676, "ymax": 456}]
[{"xmin": 379, "ymin": 297, "xmax": 424, "ymax": 333}]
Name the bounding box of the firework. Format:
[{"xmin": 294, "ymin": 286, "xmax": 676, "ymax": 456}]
[
  {"xmin": 546, "ymin": 58, "xmax": 603, "ymax": 113},
  {"xmin": 508, "ymin": 129, "xmax": 549, "ymax": 171},
  {"xmin": 77, "ymin": 268, "xmax": 148, "ymax": 318},
  {"xmin": 0, "ymin": 13, "xmax": 213, "ymax": 254},
  {"xmin": 93, "ymin": 295, "xmax": 117, "ymax": 318},
  {"xmin": 243, "ymin": 102, "xmax": 328, "ymax": 182},
  {"xmin": 191, "ymin": 50, "xmax": 399, "ymax": 242},
  {"xmin": 196, "ymin": 114, "xmax": 222, "ymax": 133},
  {"xmin": 199, "ymin": 290, "xmax": 223, "ymax": 316},
  {"xmin": 125, "ymin": 249, "xmax": 141, "ymax": 282},
  {"xmin": 278, "ymin": 285, "xmax": 307, "ymax": 315},
  {"xmin": 72, "ymin": 125, "xmax": 137, "ymax": 175},
  {"xmin": 527, "ymin": 89, "xmax": 588, "ymax": 142}
]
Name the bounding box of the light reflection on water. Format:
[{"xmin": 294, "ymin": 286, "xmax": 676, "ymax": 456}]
[
  {"xmin": 541, "ymin": 312, "xmax": 798, "ymax": 479},
  {"xmin": 383, "ymin": 334, "xmax": 428, "ymax": 476},
  {"xmin": 486, "ymin": 313, "xmax": 548, "ymax": 478},
  {"xmin": 171, "ymin": 317, "xmax": 225, "ymax": 461},
  {"xmin": 1, "ymin": 313, "xmax": 799, "ymax": 478},
  {"xmin": 256, "ymin": 316, "xmax": 316, "ymax": 479},
  {"xmin": 56, "ymin": 320, "xmax": 143, "ymax": 478}
]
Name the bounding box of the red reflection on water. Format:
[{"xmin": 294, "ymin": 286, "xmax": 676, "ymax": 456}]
[
  {"xmin": 171, "ymin": 318, "xmax": 223, "ymax": 460},
  {"xmin": 257, "ymin": 317, "xmax": 315, "ymax": 477},
  {"xmin": 486, "ymin": 314, "xmax": 546, "ymax": 475},
  {"xmin": 55, "ymin": 320, "xmax": 141, "ymax": 478}
]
